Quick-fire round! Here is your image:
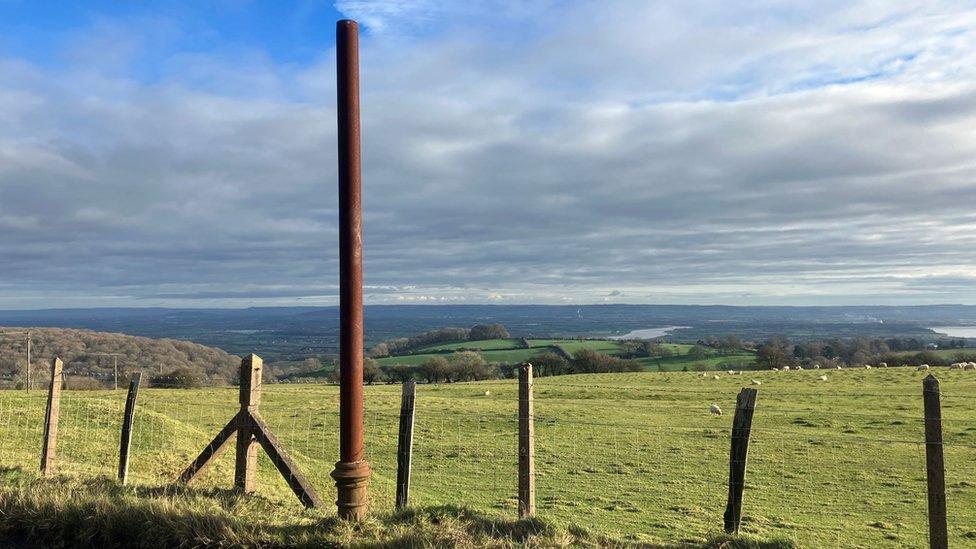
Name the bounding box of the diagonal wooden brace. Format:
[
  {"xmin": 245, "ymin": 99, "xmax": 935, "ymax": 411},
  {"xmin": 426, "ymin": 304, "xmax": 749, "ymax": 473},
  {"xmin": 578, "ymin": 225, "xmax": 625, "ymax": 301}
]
[{"xmin": 176, "ymin": 354, "xmax": 321, "ymax": 508}]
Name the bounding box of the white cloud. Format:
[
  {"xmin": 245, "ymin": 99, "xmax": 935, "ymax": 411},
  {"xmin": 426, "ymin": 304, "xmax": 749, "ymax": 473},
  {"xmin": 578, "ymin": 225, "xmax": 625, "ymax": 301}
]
[{"xmin": 1, "ymin": 1, "xmax": 975, "ymax": 307}]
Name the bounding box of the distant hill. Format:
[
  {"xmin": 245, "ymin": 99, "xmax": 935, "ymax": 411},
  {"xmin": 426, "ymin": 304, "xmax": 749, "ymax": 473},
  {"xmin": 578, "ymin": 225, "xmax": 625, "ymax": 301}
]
[
  {"xmin": 0, "ymin": 304, "xmax": 971, "ymax": 361},
  {"xmin": 0, "ymin": 327, "xmax": 240, "ymax": 388}
]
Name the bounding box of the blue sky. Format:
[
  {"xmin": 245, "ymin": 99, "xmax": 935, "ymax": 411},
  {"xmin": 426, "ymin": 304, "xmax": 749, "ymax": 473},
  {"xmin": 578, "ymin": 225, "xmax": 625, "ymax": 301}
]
[
  {"xmin": 0, "ymin": 1, "xmax": 975, "ymax": 308},
  {"xmin": 0, "ymin": 1, "xmax": 345, "ymax": 69}
]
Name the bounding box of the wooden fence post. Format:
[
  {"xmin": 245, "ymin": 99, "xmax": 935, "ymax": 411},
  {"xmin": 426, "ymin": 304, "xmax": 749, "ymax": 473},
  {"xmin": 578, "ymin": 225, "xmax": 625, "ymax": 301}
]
[
  {"xmin": 923, "ymin": 375, "xmax": 948, "ymax": 549},
  {"xmin": 723, "ymin": 387, "xmax": 758, "ymax": 534},
  {"xmin": 118, "ymin": 372, "xmax": 142, "ymax": 484},
  {"xmin": 518, "ymin": 362, "xmax": 535, "ymax": 518},
  {"xmin": 40, "ymin": 357, "xmax": 63, "ymax": 475},
  {"xmin": 179, "ymin": 354, "xmax": 322, "ymax": 508},
  {"xmin": 235, "ymin": 354, "xmax": 262, "ymax": 493},
  {"xmin": 395, "ymin": 380, "xmax": 416, "ymax": 511}
]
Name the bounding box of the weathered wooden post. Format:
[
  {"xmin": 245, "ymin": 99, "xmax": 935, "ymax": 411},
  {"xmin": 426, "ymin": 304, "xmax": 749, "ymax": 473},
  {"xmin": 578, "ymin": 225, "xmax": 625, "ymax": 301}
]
[
  {"xmin": 396, "ymin": 381, "xmax": 416, "ymax": 511},
  {"xmin": 518, "ymin": 362, "xmax": 535, "ymax": 518},
  {"xmin": 178, "ymin": 354, "xmax": 322, "ymax": 508},
  {"xmin": 118, "ymin": 372, "xmax": 142, "ymax": 484},
  {"xmin": 723, "ymin": 387, "xmax": 758, "ymax": 534},
  {"xmin": 330, "ymin": 18, "xmax": 372, "ymax": 520},
  {"xmin": 235, "ymin": 355, "xmax": 262, "ymax": 493},
  {"xmin": 40, "ymin": 357, "xmax": 63, "ymax": 475},
  {"xmin": 923, "ymin": 375, "xmax": 948, "ymax": 549},
  {"xmin": 25, "ymin": 330, "xmax": 31, "ymax": 393}
]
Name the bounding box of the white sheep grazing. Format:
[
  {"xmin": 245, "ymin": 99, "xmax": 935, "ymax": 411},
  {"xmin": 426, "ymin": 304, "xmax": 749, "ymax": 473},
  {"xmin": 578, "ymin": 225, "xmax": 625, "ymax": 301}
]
[
  {"xmin": 864, "ymin": 365, "xmax": 872, "ymax": 369},
  {"xmin": 710, "ymin": 403, "xmax": 722, "ymax": 415},
  {"xmin": 713, "ymin": 375, "xmax": 721, "ymax": 380},
  {"xmin": 879, "ymin": 362, "xmax": 888, "ymax": 368},
  {"xmin": 796, "ymin": 365, "xmax": 804, "ymax": 371},
  {"xmin": 727, "ymin": 370, "xmax": 734, "ymax": 375},
  {"xmin": 836, "ymin": 365, "xmax": 843, "ymax": 370},
  {"xmin": 782, "ymin": 365, "xmax": 791, "ymax": 371},
  {"xmin": 965, "ymin": 363, "xmax": 976, "ymax": 371},
  {"xmin": 484, "ymin": 390, "xmax": 491, "ymax": 396},
  {"xmin": 751, "ymin": 379, "xmax": 761, "ymax": 385},
  {"xmin": 918, "ymin": 364, "xmax": 930, "ymax": 371},
  {"xmin": 818, "ymin": 375, "xmax": 828, "ymax": 381},
  {"xmin": 772, "ymin": 367, "xmax": 780, "ymax": 371},
  {"xmin": 950, "ymin": 363, "xmax": 963, "ymax": 370},
  {"xmin": 813, "ymin": 364, "xmax": 821, "ymax": 369}
]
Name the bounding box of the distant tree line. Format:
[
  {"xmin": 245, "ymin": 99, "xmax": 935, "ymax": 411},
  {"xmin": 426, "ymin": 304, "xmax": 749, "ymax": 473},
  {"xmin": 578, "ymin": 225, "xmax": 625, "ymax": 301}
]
[
  {"xmin": 755, "ymin": 335, "xmax": 975, "ymax": 369},
  {"xmin": 0, "ymin": 327, "xmax": 240, "ymax": 389},
  {"xmin": 366, "ymin": 324, "xmax": 511, "ymax": 358},
  {"xmin": 349, "ymin": 348, "xmax": 641, "ymax": 385}
]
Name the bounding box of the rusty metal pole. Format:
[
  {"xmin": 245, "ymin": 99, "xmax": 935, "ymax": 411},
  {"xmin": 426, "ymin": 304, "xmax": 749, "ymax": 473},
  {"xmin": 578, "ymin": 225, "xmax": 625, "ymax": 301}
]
[{"xmin": 330, "ymin": 18, "xmax": 372, "ymax": 521}]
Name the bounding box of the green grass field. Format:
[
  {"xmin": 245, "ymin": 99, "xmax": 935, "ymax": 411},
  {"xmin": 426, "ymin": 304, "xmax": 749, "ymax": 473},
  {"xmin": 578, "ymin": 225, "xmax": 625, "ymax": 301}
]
[
  {"xmin": 375, "ymin": 338, "xmax": 758, "ymax": 373},
  {"xmin": 1, "ymin": 368, "xmax": 974, "ymax": 547}
]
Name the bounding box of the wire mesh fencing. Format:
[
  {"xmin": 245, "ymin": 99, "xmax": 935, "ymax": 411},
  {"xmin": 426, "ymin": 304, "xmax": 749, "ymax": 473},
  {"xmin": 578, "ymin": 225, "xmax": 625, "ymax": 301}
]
[{"xmin": 0, "ymin": 366, "xmax": 975, "ymax": 547}]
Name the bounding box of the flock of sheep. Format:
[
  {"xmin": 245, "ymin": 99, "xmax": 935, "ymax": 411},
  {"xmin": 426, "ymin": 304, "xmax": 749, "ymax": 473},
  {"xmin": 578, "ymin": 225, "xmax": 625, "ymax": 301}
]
[{"xmin": 706, "ymin": 360, "xmax": 975, "ymax": 415}]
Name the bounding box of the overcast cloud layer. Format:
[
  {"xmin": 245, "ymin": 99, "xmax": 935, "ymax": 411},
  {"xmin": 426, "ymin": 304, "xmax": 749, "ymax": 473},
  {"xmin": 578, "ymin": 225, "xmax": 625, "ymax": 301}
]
[{"xmin": 1, "ymin": 1, "xmax": 976, "ymax": 308}]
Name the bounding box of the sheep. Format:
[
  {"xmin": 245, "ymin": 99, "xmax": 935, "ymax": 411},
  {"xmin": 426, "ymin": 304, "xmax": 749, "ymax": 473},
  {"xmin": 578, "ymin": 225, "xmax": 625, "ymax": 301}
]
[
  {"xmin": 879, "ymin": 362, "xmax": 888, "ymax": 368},
  {"xmin": 710, "ymin": 403, "xmax": 722, "ymax": 415},
  {"xmin": 772, "ymin": 367, "xmax": 780, "ymax": 371},
  {"xmin": 836, "ymin": 365, "xmax": 843, "ymax": 370},
  {"xmin": 813, "ymin": 364, "xmax": 821, "ymax": 369},
  {"xmin": 818, "ymin": 375, "xmax": 828, "ymax": 381},
  {"xmin": 950, "ymin": 363, "xmax": 963, "ymax": 370},
  {"xmin": 484, "ymin": 390, "xmax": 491, "ymax": 396},
  {"xmin": 782, "ymin": 365, "xmax": 791, "ymax": 371},
  {"xmin": 917, "ymin": 364, "xmax": 930, "ymax": 371},
  {"xmin": 864, "ymin": 365, "xmax": 872, "ymax": 369},
  {"xmin": 965, "ymin": 363, "xmax": 976, "ymax": 371},
  {"xmin": 713, "ymin": 375, "xmax": 720, "ymax": 380},
  {"xmin": 751, "ymin": 379, "xmax": 761, "ymax": 385},
  {"xmin": 727, "ymin": 370, "xmax": 734, "ymax": 375},
  {"xmin": 796, "ymin": 365, "xmax": 804, "ymax": 371}
]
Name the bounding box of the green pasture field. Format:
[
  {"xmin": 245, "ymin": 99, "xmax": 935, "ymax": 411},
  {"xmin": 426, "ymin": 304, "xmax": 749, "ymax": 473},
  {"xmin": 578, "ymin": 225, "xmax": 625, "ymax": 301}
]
[
  {"xmin": 888, "ymin": 347, "xmax": 976, "ymax": 360},
  {"xmin": 374, "ymin": 339, "xmax": 760, "ymax": 373},
  {"xmin": 1, "ymin": 367, "xmax": 974, "ymax": 547},
  {"xmin": 375, "ymin": 338, "xmax": 630, "ymax": 367}
]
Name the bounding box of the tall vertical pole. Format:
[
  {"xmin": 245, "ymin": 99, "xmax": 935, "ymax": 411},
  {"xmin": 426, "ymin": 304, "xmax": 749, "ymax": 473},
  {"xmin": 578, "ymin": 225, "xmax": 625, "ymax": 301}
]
[
  {"xmin": 26, "ymin": 331, "xmax": 31, "ymax": 393},
  {"xmin": 114, "ymin": 355, "xmax": 119, "ymax": 391},
  {"xmin": 331, "ymin": 18, "xmax": 371, "ymax": 521}
]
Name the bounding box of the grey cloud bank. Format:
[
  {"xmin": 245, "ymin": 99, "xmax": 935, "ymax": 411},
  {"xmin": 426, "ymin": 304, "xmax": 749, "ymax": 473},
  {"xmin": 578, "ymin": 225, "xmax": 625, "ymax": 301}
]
[{"xmin": 1, "ymin": 1, "xmax": 976, "ymax": 308}]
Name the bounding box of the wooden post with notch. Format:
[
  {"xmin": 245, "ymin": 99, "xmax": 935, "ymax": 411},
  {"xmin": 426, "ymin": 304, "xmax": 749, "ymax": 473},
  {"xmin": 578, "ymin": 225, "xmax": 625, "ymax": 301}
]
[
  {"xmin": 518, "ymin": 362, "xmax": 535, "ymax": 518},
  {"xmin": 395, "ymin": 380, "xmax": 416, "ymax": 511},
  {"xmin": 40, "ymin": 357, "xmax": 63, "ymax": 475},
  {"xmin": 178, "ymin": 354, "xmax": 322, "ymax": 508},
  {"xmin": 724, "ymin": 387, "xmax": 758, "ymax": 534},
  {"xmin": 923, "ymin": 374, "xmax": 948, "ymax": 549},
  {"xmin": 118, "ymin": 372, "xmax": 142, "ymax": 484}
]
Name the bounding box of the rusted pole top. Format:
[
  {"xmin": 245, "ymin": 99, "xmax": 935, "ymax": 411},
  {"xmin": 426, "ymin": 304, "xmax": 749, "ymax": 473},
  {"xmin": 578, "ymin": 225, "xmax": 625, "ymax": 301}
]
[{"xmin": 331, "ymin": 18, "xmax": 372, "ymax": 520}]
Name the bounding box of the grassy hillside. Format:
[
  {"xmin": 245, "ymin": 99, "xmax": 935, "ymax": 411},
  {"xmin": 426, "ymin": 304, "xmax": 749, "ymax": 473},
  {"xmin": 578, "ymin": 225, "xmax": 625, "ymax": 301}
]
[
  {"xmin": 1, "ymin": 367, "xmax": 973, "ymax": 546},
  {"xmin": 0, "ymin": 328, "xmax": 241, "ymax": 388}
]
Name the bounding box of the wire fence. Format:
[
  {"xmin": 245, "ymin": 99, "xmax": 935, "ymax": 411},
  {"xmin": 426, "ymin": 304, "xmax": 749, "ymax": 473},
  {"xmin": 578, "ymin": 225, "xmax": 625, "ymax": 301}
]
[{"xmin": 1, "ymin": 367, "xmax": 975, "ymax": 546}]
